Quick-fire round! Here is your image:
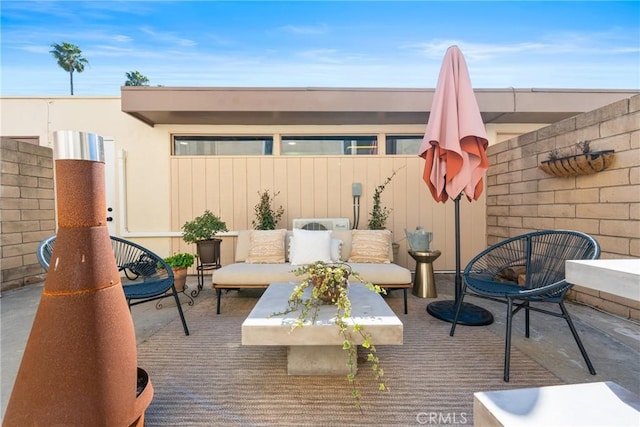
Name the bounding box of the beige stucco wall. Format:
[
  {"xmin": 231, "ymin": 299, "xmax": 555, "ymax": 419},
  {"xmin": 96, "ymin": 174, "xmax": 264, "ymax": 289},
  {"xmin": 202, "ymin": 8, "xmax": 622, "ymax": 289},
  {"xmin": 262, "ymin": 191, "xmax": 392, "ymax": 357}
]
[{"xmin": 1, "ymin": 96, "xmax": 550, "ymax": 274}]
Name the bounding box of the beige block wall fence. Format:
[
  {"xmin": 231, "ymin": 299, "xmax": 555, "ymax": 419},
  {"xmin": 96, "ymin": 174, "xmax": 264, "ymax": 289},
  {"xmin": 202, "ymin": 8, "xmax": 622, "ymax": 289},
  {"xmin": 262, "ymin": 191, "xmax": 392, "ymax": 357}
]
[
  {"xmin": 0, "ymin": 137, "xmax": 55, "ymax": 290},
  {"xmin": 485, "ymin": 94, "xmax": 640, "ymax": 320}
]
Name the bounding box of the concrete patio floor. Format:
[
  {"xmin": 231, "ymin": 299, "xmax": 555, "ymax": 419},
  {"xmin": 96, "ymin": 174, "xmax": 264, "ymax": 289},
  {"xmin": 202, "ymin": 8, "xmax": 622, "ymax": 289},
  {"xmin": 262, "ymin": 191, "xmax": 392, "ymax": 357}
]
[{"xmin": 2, "ymin": 273, "xmax": 639, "ymax": 421}]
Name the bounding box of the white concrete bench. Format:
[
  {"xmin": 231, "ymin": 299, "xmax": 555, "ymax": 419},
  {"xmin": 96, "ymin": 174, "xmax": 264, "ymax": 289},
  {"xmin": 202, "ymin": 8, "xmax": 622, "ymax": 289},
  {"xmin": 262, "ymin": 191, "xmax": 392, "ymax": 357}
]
[
  {"xmin": 565, "ymin": 259, "xmax": 640, "ymax": 301},
  {"xmin": 241, "ymin": 282, "xmax": 403, "ymax": 375},
  {"xmin": 474, "ymin": 382, "xmax": 640, "ymax": 426}
]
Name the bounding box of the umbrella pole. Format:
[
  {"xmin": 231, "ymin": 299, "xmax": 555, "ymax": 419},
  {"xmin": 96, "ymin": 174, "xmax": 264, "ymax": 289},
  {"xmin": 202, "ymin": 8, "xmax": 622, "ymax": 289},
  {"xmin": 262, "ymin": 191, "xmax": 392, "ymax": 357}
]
[
  {"xmin": 426, "ymin": 195, "xmax": 494, "ymax": 326},
  {"xmin": 454, "ymin": 193, "xmax": 462, "ymax": 304}
]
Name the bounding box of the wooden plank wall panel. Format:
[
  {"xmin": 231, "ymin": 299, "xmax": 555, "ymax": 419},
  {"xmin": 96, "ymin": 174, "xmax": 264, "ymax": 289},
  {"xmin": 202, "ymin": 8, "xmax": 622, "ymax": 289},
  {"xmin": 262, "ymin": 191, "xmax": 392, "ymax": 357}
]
[
  {"xmin": 286, "ymin": 159, "xmax": 302, "ymax": 225},
  {"xmin": 231, "ymin": 158, "xmax": 248, "ymax": 230},
  {"xmin": 273, "ymin": 157, "xmax": 289, "ymax": 227},
  {"xmin": 326, "ymin": 159, "xmax": 343, "ymax": 219},
  {"xmin": 339, "ymin": 157, "xmax": 356, "ymax": 227},
  {"xmin": 172, "ymin": 155, "xmax": 486, "ymax": 270},
  {"xmin": 313, "ymin": 157, "xmax": 329, "ymax": 218},
  {"xmin": 204, "ymin": 158, "xmax": 221, "ymax": 215},
  {"xmin": 299, "ymin": 157, "xmax": 316, "ymax": 218},
  {"xmin": 245, "ymin": 157, "xmax": 262, "ymax": 227}
]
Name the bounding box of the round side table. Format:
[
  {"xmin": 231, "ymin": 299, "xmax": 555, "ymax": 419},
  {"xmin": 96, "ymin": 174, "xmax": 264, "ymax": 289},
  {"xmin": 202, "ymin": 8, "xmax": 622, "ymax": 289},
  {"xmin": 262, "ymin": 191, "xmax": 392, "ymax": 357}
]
[{"xmin": 409, "ymin": 250, "xmax": 441, "ymax": 298}]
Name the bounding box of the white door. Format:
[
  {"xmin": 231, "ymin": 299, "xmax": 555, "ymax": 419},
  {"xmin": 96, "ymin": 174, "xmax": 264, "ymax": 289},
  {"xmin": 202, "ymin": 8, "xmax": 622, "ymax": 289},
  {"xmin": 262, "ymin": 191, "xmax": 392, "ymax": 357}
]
[{"xmin": 103, "ymin": 139, "xmax": 116, "ymax": 236}]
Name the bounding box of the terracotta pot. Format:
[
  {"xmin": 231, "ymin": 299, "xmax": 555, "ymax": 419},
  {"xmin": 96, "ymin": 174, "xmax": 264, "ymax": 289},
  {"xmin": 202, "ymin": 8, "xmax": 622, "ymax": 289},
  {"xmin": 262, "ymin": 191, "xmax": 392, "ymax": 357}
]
[
  {"xmin": 173, "ymin": 267, "xmax": 188, "ymax": 292},
  {"xmin": 311, "ymin": 265, "xmax": 350, "ymax": 303}
]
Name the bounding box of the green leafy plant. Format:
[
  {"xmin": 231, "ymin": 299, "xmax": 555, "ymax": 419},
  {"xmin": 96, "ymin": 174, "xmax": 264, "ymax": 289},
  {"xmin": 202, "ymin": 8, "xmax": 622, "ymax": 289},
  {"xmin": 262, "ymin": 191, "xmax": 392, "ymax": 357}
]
[
  {"xmin": 252, "ymin": 190, "xmax": 284, "ymax": 230},
  {"xmin": 367, "ymin": 168, "xmax": 402, "ymax": 230},
  {"xmin": 163, "ymin": 252, "xmax": 195, "ymax": 269},
  {"xmin": 271, "ymin": 261, "xmax": 388, "ymax": 412},
  {"xmin": 181, "ymin": 210, "xmax": 228, "ymax": 244}
]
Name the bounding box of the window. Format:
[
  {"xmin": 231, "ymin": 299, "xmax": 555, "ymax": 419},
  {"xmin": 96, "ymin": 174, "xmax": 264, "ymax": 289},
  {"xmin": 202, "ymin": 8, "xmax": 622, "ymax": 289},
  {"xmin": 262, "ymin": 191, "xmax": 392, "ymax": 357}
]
[
  {"xmin": 173, "ymin": 136, "xmax": 273, "ymax": 155},
  {"xmin": 281, "ymin": 136, "xmax": 378, "ymax": 155},
  {"xmin": 386, "ymin": 135, "xmax": 423, "ymax": 155}
]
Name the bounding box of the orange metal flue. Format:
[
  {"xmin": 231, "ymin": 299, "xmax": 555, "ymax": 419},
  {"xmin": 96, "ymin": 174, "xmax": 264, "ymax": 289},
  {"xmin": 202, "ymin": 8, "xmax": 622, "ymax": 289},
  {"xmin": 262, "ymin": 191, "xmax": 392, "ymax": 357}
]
[{"xmin": 3, "ymin": 131, "xmax": 152, "ymax": 426}]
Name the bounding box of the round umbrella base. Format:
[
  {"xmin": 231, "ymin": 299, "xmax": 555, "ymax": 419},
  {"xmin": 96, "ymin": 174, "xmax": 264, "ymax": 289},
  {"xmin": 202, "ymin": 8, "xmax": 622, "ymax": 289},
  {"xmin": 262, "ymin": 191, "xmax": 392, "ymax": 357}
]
[{"xmin": 427, "ymin": 300, "xmax": 494, "ymax": 326}]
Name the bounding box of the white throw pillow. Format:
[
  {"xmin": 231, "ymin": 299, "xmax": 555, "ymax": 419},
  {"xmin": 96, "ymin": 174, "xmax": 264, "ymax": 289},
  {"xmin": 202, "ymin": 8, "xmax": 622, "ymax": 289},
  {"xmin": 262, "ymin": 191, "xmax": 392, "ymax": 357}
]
[
  {"xmin": 330, "ymin": 238, "xmax": 343, "ymax": 262},
  {"xmin": 289, "ymin": 229, "xmax": 333, "ymax": 266}
]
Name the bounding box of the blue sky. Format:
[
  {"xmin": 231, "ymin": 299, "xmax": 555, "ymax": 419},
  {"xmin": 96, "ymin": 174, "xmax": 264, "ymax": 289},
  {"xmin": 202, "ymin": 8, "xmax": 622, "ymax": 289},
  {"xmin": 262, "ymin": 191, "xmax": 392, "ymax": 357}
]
[{"xmin": 1, "ymin": 1, "xmax": 639, "ymax": 96}]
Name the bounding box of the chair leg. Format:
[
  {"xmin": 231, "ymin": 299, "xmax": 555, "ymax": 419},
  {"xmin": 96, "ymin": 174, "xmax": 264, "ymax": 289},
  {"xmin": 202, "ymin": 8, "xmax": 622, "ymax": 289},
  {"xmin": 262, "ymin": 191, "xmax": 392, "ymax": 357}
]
[
  {"xmin": 525, "ymin": 301, "xmax": 530, "ymax": 338},
  {"xmin": 559, "ymin": 301, "xmax": 596, "ymax": 375},
  {"xmin": 171, "ymin": 287, "xmax": 190, "ymax": 336},
  {"xmin": 504, "ymin": 298, "xmax": 514, "ymax": 382},
  {"xmin": 216, "ymin": 289, "xmax": 222, "ymax": 314},
  {"xmin": 449, "ymin": 293, "xmax": 466, "ymax": 336},
  {"xmin": 403, "ymin": 289, "xmax": 408, "ymax": 314}
]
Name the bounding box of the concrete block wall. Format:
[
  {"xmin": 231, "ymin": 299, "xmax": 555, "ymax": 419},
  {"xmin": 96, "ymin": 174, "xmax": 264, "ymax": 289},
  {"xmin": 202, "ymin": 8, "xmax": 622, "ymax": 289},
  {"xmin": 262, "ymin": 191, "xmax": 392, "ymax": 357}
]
[
  {"xmin": 485, "ymin": 94, "xmax": 640, "ymax": 320},
  {"xmin": 1, "ymin": 137, "xmax": 55, "ymax": 291}
]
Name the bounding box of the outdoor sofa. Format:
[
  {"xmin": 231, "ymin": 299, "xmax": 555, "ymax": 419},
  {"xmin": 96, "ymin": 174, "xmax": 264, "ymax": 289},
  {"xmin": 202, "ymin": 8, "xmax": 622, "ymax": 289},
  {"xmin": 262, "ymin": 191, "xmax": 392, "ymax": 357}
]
[{"xmin": 212, "ymin": 228, "xmax": 412, "ymax": 314}]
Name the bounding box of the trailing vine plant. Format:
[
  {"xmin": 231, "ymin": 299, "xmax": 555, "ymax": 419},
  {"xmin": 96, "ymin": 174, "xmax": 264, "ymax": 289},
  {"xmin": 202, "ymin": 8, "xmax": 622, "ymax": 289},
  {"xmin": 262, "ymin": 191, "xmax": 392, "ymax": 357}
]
[
  {"xmin": 270, "ymin": 261, "xmax": 388, "ymax": 412},
  {"xmin": 367, "ymin": 167, "xmax": 404, "ymax": 230}
]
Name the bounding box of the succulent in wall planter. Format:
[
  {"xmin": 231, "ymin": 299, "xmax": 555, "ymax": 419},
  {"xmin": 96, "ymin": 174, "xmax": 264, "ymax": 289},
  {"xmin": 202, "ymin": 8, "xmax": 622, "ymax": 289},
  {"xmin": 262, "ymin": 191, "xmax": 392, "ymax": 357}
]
[
  {"xmin": 271, "ymin": 261, "xmax": 388, "ymax": 412},
  {"xmin": 252, "ymin": 190, "xmax": 285, "ymax": 230},
  {"xmin": 539, "ymin": 141, "xmax": 615, "ymax": 178},
  {"xmin": 163, "ymin": 252, "xmax": 195, "ymax": 292}
]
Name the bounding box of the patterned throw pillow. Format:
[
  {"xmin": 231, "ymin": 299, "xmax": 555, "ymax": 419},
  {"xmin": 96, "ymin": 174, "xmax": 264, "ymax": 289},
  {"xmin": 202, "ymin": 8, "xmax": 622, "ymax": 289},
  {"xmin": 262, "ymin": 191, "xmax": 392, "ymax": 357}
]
[
  {"xmin": 245, "ymin": 229, "xmax": 287, "ymax": 263},
  {"xmin": 348, "ymin": 229, "xmax": 392, "ymax": 263}
]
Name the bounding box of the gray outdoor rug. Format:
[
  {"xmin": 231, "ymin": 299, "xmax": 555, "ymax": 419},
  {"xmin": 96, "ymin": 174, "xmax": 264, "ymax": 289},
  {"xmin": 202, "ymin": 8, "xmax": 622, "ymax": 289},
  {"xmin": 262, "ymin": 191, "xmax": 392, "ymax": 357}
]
[{"xmin": 137, "ymin": 288, "xmax": 562, "ymax": 426}]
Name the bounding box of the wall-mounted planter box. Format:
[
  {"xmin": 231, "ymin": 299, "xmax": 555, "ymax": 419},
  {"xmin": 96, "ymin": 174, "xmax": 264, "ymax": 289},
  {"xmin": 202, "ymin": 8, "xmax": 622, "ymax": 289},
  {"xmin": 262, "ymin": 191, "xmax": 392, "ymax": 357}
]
[{"xmin": 539, "ymin": 150, "xmax": 615, "ymax": 178}]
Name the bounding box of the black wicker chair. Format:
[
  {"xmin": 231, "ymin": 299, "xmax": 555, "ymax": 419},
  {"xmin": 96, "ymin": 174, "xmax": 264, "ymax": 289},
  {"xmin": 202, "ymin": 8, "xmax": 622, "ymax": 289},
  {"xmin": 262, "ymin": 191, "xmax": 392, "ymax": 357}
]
[
  {"xmin": 38, "ymin": 235, "xmax": 189, "ymax": 336},
  {"xmin": 450, "ymin": 230, "xmax": 599, "ymax": 381}
]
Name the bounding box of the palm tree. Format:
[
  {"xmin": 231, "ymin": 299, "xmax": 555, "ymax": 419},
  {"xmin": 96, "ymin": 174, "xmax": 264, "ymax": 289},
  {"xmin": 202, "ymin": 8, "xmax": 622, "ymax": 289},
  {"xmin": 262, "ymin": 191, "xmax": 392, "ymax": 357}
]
[
  {"xmin": 124, "ymin": 71, "xmax": 150, "ymax": 86},
  {"xmin": 50, "ymin": 42, "xmax": 89, "ymax": 95}
]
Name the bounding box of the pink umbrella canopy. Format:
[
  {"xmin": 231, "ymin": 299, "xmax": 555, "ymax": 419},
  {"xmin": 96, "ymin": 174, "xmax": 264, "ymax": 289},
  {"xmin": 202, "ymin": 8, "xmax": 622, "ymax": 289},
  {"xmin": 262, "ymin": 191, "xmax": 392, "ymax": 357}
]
[
  {"xmin": 419, "ymin": 45, "xmax": 494, "ymax": 326},
  {"xmin": 419, "ymin": 45, "xmax": 489, "ymax": 202}
]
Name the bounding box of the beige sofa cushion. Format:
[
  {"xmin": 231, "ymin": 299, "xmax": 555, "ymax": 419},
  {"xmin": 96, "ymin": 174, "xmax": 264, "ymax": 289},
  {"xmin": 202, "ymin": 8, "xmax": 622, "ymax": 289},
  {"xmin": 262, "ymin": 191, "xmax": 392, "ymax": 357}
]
[
  {"xmin": 348, "ymin": 262, "xmax": 411, "ymax": 284},
  {"xmin": 212, "ymin": 261, "xmax": 411, "ymax": 286},
  {"xmin": 213, "ymin": 263, "xmax": 299, "ymax": 285}
]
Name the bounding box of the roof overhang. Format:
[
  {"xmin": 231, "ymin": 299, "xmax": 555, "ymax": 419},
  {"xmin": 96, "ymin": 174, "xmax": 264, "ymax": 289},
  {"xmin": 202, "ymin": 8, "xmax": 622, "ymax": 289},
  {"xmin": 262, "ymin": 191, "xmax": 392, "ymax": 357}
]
[{"xmin": 121, "ymin": 87, "xmax": 639, "ymax": 127}]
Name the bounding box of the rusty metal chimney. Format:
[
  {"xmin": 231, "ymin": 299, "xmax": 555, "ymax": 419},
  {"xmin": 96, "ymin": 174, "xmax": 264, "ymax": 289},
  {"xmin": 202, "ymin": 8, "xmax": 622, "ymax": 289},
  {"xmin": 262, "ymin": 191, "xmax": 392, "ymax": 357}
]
[{"xmin": 3, "ymin": 131, "xmax": 153, "ymax": 426}]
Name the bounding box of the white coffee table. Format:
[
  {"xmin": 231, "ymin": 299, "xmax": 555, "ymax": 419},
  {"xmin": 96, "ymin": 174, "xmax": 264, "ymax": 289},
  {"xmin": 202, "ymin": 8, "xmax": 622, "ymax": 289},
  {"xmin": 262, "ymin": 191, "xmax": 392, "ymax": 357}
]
[{"xmin": 242, "ymin": 282, "xmax": 403, "ymax": 375}]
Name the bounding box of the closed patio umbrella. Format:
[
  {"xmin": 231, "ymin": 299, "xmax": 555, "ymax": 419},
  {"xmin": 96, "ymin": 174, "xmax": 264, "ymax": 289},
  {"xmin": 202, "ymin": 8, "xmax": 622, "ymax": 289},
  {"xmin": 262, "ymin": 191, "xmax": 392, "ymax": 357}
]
[{"xmin": 419, "ymin": 45, "xmax": 493, "ymax": 325}]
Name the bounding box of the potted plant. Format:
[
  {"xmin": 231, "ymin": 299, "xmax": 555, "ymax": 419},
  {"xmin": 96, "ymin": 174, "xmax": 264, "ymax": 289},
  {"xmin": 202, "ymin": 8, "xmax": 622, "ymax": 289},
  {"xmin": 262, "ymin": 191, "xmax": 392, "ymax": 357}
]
[
  {"xmin": 368, "ymin": 168, "xmax": 403, "ymax": 261},
  {"xmin": 163, "ymin": 252, "xmax": 195, "ymax": 292},
  {"xmin": 252, "ymin": 190, "xmax": 284, "ymax": 230},
  {"xmin": 182, "ymin": 210, "xmax": 228, "ymax": 266},
  {"xmin": 271, "ymin": 261, "xmax": 388, "ymax": 411},
  {"xmin": 368, "ymin": 167, "xmax": 403, "ymax": 230}
]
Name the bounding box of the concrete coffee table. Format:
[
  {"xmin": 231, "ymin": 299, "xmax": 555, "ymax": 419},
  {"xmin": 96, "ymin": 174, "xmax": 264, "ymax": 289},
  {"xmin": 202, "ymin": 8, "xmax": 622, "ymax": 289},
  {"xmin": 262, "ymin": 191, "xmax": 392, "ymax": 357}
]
[{"xmin": 242, "ymin": 282, "xmax": 403, "ymax": 375}]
